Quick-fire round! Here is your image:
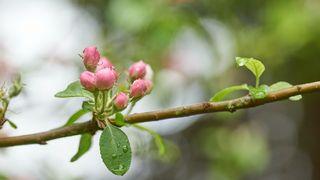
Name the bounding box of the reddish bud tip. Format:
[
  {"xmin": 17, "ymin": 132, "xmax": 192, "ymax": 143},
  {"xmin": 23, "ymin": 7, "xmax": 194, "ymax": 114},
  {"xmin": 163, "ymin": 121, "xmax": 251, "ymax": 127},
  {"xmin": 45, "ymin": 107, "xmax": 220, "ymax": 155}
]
[
  {"xmin": 96, "ymin": 57, "xmax": 113, "ymax": 71},
  {"xmin": 83, "ymin": 46, "xmax": 100, "ymax": 71}
]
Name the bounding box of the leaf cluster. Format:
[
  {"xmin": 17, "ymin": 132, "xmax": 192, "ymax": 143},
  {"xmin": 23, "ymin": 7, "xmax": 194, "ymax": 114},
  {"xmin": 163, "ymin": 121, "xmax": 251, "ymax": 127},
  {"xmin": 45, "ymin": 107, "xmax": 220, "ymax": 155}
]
[{"xmin": 210, "ymin": 57, "xmax": 302, "ymax": 102}]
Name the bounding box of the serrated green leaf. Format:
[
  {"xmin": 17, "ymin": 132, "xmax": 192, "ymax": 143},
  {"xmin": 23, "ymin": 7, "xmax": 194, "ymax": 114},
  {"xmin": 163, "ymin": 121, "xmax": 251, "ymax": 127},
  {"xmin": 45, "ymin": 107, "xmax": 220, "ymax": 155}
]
[
  {"xmin": 70, "ymin": 133, "xmax": 92, "ymax": 162},
  {"xmin": 249, "ymin": 85, "xmax": 269, "ymax": 99},
  {"xmin": 99, "ymin": 124, "xmax": 132, "ymax": 176},
  {"xmin": 210, "ymin": 84, "xmax": 249, "ymax": 102},
  {"xmin": 55, "ymin": 81, "xmax": 94, "ymax": 100},
  {"xmin": 115, "ymin": 113, "xmax": 126, "ymax": 127},
  {"xmin": 6, "ymin": 119, "xmax": 17, "ymax": 129},
  {"xmin": 269, "ymin": 81, "xmax": 302, "ymax": 101},
  {"xmin": 82, "ymin": 101, "xmax": 94, "ymax": 111},
  {"xmin": 64, "ymin": 109, "xmax": 89, "ymax": 126},
  {"xmin": 236, "ymin": 57, "xmax": 265, "ymax": 79}
]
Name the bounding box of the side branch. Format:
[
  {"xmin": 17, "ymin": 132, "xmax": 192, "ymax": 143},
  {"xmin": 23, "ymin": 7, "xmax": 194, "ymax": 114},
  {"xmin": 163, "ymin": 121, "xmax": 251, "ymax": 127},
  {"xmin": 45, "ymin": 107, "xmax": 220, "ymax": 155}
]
[{"xmin": 0, "ymin": 81, "xmax": 319, "ymax": 147}]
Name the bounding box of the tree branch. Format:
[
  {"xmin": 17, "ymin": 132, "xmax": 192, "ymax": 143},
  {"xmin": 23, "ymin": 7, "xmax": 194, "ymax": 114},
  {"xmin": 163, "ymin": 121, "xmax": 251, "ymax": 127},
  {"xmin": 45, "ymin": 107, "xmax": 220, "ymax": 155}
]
[{"xmin": 0, "ymin": 81, "xmax": 319, "ymax": 148}]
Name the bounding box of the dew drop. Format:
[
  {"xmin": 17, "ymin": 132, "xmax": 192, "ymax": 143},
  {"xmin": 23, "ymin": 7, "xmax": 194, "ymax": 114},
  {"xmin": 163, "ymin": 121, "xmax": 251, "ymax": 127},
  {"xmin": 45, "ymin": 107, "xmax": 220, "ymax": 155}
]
[{"xmin": 122, "ymin": 145, "xmax": 128, "ymax": 153}]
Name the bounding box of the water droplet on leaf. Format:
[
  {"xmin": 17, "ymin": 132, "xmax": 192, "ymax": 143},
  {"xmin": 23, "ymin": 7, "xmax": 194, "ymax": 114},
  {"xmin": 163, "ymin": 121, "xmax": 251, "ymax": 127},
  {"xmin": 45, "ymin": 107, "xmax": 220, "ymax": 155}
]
[{"xmin": 122, "ymin": 145, "xmax": 128, "ymax": 153}]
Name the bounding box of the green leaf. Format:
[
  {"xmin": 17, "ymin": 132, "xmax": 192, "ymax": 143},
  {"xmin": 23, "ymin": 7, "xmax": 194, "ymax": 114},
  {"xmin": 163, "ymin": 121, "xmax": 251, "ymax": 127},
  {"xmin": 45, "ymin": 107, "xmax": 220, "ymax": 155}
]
[
  {"xmin": 236, "ymin": 57, "xmax": 265, "ymax": 79},
  {"xmin": 249, "ymin": 85, "xmax": 269, "ymax": 99},
  {"xmin": 6, "ymin": 119, "xmax": 17, "ymax": 129},
  {"xmin": 153, "ymin": 132, "xmax": 166, "ymax": 156},
  {"xmin": 99, "ymin": 124, "xmax": 132, "ymax": 176},
  {"xmin": 55, "ymin": 81, "xmax": 94, "ymax": 100},
  {"xmin": 82, "ymin": 101, "xmax": 95, "ymax": 111},
  {"xmin": 8, "ymin": 74, "xmax": 23, "ymax": 99},
  {"xmin": 289, "ymin": 95, "xmax": 302, "ymax": 101},
  {"xmin": 210, "ymin": 84, "xmax": 249, "ymax": 102},
  {"xmin": 133, "ymin": 124, "xmax": 166, "ymax": 156},
  {"xmin": 115, "ymin": 113, "xmax": 126, "ymax": 127},
  {"xmin": 269, "ymin": 81, "xmax": 302, "ymax": 101},
  {"xmin": 70, "ymin": 133, "xmax": 92, "ymax": 162},
  {"xmin": 64, "ymin": 109, "xmax": 89, "ymax": 126}
]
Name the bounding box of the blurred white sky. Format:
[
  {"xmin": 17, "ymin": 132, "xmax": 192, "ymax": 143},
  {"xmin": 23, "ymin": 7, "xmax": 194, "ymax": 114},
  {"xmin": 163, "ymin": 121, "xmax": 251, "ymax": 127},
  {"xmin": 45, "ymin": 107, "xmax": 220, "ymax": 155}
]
[
  {"xmin": 0, "ymin": 0, "xmax": 114, "ymax": 179},
  {"xmin": 0, "ymin": 0, "xmax": 237, "ymax": 179}
]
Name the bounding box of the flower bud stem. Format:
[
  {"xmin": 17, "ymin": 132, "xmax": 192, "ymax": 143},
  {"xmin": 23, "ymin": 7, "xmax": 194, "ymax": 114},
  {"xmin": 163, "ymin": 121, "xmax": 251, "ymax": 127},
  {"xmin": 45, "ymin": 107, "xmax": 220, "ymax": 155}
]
[
  {"xmin": 93, "ymin": 91, "xmax": 99, "ymax": 112},
  {"xmin": 132, "ymin": 124, "xmax": 165, "ymax": 155},
  {"xmin": 0, "ymin": 99, "xmax": 9, "ymax": 129},
  {"xmin": 101, "ymin": 91, "xmax": 106, "ymax": 114},
  {"xmin": 126, "ymin": 101, "xmax": 136, "ymax": 116},
  {"xmin": 255, "ymin": 78, "xmax": 260, "ymax": 88}
]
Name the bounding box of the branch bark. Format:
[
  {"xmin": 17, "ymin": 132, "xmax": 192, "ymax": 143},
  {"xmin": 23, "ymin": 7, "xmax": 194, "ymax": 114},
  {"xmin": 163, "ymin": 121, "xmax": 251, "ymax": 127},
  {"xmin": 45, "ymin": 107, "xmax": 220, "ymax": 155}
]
[{"xmin": 0, "ymin": 81, "xmax": 319, "ymax": 148}]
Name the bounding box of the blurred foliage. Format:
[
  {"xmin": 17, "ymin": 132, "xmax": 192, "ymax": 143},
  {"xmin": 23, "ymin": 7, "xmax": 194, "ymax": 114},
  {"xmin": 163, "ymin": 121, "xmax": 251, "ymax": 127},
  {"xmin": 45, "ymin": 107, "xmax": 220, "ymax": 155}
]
[
  {"xmin": 0, "ymin": 173, "xmax": 7, "ymax": 180},
  {"xmin": 71, "ymin": 0, "xmax": 320, "ymax": 179},
  {"xmin": 199, "ymin": 125, "xmax": 268, "ymax": 179},
  {"xmin": 74, "ymin": 0, "xmax": 209, "ymax": 68}
]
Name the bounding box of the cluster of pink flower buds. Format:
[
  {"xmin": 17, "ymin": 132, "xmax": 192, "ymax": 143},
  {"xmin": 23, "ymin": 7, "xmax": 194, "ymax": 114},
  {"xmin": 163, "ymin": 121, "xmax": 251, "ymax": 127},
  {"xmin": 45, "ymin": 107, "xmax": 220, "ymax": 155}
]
[
  {"xmin": 79, "ymin": 46, "xmax": 153, "ymax": 110},
  {"xmin": 80, "ymin": 46, "xmax": 117, "ymax": 92},
  {"xmin": 128, "ymin": 61, "xmax": 153, "ymax": 99}
]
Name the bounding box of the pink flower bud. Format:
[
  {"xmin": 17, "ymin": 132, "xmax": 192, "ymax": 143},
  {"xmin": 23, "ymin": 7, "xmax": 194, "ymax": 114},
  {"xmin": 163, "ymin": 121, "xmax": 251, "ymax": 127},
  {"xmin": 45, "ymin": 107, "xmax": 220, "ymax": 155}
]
[
  {"xmin": 95, "ymin": 68, "xmax": 117, "ymax": 90},
  {"xmin": 83, "ymin": 46, "xmax": 100, "ymax": 71},
  {"xmin": 80, "ymin": 71, "xmax": 96, "ymax": 91},
  {"xmin": 129, "ymin": 79, "xmax": 148, "ymax": 98},
  {"xmin": 114, "ymin": 92, "xmax": 129, "ymax": 110},
  {"xmin": 96, "ymin": 57, "xmax": 113, "ymax": 71},
  {"xmin": 128, "ymin": 60, "xmax": 147, "ymax": 80}
]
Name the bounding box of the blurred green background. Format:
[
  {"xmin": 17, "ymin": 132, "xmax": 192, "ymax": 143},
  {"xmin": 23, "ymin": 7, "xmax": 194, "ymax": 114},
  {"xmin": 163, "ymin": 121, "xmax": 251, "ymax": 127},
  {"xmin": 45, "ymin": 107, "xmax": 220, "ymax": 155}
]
[{"xmin": 0, "ymin": 0, "xmax": 320, "ymax": 179}]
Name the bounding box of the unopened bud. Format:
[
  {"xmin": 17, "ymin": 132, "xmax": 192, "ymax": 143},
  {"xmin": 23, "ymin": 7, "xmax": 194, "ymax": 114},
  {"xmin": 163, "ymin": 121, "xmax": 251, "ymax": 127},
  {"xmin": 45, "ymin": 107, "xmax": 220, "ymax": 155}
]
[
  {"xmin": 83, "ymin": 46, "xmax": 100, "ymax": 71},
  {"xmin": 95, "ymin": 68, "xmax": 117, "ymax": 90},
  {"xmin": 114, "ymin": 92, "xmax": 129, "ymax": 110},
  {"xmin": 80, "ymin": 71, "xmax": 96, "ymax": 91},
  {"xmin": 128, "ymin": 60, "xmax": 147, "ymax": 81},
  {"xmin": 130, "ymin": 79, "xmax": 148, "ymax": 98},
  {"xmin": 96, "ymin": 57, "xmax": 113, "ymax": 71}
]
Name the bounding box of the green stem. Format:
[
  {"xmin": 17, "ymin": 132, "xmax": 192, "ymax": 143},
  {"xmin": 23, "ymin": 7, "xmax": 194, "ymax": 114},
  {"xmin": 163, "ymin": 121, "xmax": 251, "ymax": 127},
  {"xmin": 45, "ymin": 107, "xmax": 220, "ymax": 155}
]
[
  {"xmin": 93, "ymin": 91, "xmax": 99, "ymax": 113},
  {"xmin": 0, "ymin": 99, "xmax": 9, "ymax": 128},
  {"xmin": 255, "ymin": 78, "xmax": 260, "ymax": 88},
  {"xmin": 105, "ymin": 90, "xmax": 113, "ymax": 109},
  {"xmin": 126, "ymin": 101, "xmax": 136, "ymax": 116},
  {"xmin": 132, "ymin": 124, "xmax": 155, "ymax": 136},
  {"xmin": 1, "ymin": 99, "xmax": 9, "ymax": 118},
  {"xmin": 102, "ymin": 91, "xmax": 106, "ymax": 114},
  {"xmin": 132, "ymin": 124, "xmax": 165, "ymax": 155}
]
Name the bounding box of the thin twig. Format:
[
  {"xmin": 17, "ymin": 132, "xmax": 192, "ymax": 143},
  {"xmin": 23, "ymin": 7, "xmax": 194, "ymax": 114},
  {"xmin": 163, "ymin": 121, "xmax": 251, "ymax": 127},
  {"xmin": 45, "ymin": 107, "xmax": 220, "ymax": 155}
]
[{"xmin": 0, "ymin": 81, "xmax": 319, "ymax": 148}]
